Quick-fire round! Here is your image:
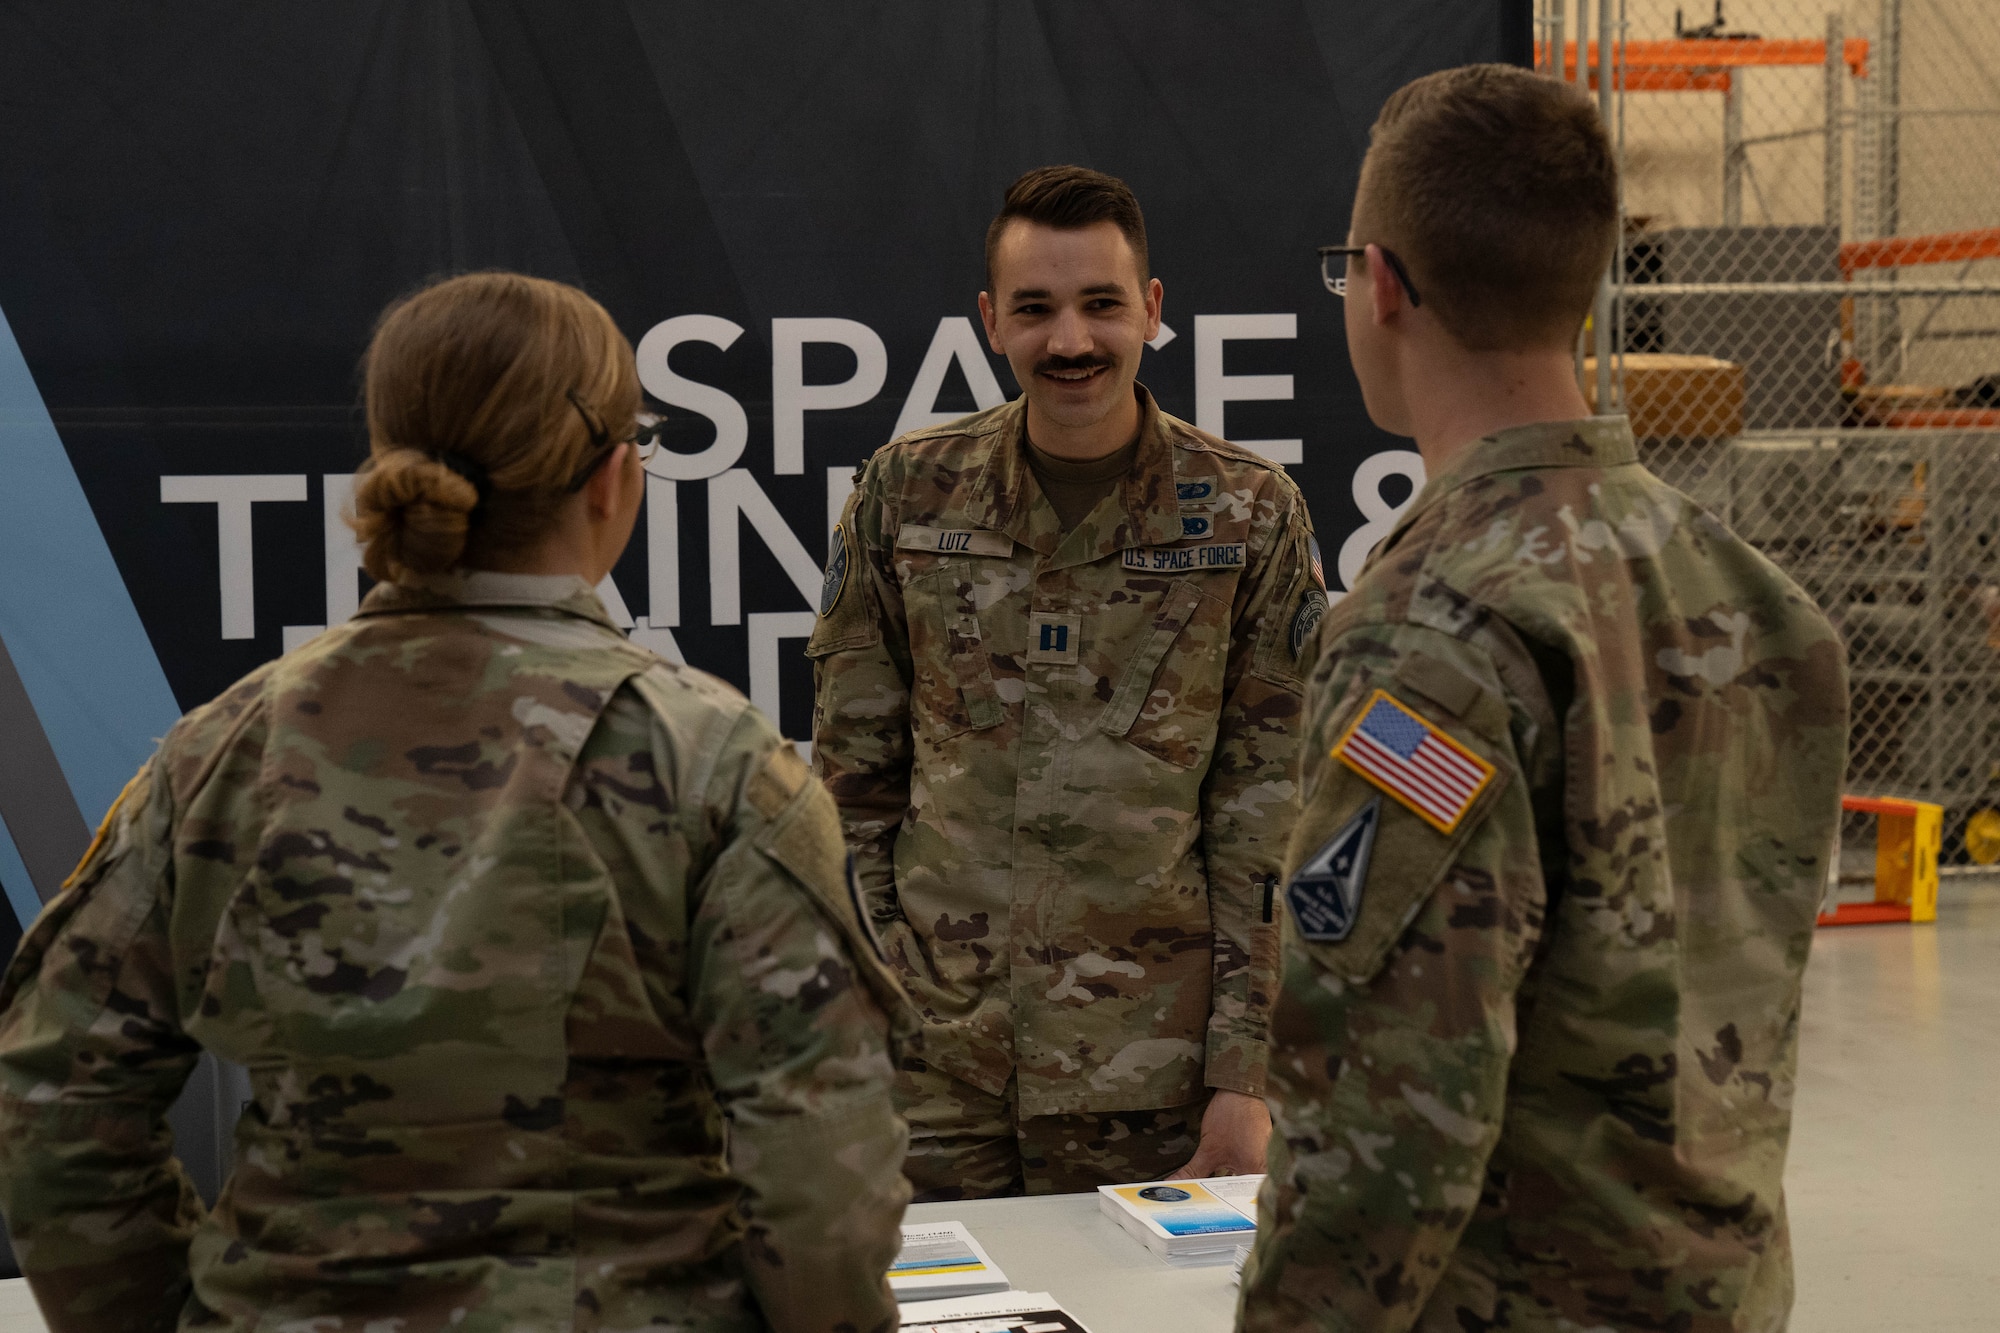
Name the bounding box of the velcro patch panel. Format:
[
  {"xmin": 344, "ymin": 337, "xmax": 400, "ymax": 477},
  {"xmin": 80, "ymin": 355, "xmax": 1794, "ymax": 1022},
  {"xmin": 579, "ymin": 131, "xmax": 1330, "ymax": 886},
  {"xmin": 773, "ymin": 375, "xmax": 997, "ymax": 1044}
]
[{"xmin": 1027, "ymin": 611, "xmax": 1082, "ymax": 664}]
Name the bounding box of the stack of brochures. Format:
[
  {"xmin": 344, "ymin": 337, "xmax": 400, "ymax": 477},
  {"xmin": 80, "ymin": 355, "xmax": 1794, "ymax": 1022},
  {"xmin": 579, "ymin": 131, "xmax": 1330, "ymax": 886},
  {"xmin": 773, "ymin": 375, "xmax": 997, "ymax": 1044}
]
[
  {"xmin": 889, "ymin": 1221, "xmax": 1011, "ymax": 1303},
  {"xmin": 1095, "ymin": 1174, "xmax": 1264, "ymax": 1266},
  {"xmin": 898, "ymin": 1290, "xmax": 1093, "ymax": 1332}
]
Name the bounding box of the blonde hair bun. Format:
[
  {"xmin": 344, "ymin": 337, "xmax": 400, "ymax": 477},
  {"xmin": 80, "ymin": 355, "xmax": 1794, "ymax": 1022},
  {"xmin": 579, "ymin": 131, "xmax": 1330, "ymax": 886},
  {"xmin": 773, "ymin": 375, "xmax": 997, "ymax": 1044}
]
[
  {"xmin": 345, "ymin": 271, "xmax": 641, "ymax": 587},
  {"xmin": 351, "ymin": 447, "xmax": 481, "ymax": 582}
]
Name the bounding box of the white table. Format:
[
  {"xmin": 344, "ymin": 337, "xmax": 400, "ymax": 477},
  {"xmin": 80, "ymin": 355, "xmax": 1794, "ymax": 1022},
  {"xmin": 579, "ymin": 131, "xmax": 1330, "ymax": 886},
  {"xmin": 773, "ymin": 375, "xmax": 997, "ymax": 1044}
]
[
  {"xmin": 0, "ymin": 1196, "xmax": 1232, "ymax": 1333},
  {"xmin": 905, "ymin": 1193, "xmax": 1239, "ymax": 1333},
  {"xmin": 0, "ymin": 1279, "xmax": 40, "ymax": 1333}
]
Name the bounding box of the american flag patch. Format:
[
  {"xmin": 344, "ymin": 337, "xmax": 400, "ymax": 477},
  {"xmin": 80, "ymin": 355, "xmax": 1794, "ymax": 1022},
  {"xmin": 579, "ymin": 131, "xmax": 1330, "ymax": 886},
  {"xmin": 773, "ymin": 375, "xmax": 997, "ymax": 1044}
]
[{"xmin": 1333, "ymin": 690, "xmax": 1496, "ymax": 834}]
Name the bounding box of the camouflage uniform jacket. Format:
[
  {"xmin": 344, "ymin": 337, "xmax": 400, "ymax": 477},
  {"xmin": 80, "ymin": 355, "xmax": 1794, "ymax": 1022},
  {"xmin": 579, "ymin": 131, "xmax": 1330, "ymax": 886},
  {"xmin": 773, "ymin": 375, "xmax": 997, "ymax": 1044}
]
[
  {"xmin": 809, "ymin": 386, "xmax": 1319, "ymax": 1117},
  {"xmin": 1239, "ymin": 418, "xmax": 1848, "ymax": 1332},
  {"xmin": 0, "ymin": 572, "xmax": 918, "ymax": 1333}
]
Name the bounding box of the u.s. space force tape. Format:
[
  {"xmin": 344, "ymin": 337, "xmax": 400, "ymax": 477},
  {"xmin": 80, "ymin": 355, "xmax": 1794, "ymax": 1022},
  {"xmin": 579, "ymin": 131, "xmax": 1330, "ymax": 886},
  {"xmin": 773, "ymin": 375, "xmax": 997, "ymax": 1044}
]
[
  {"xmin": 1122, "ymin": 542, "xmax": 1246, "ymax": 572},
  {"xmin": 896, "ymin": 524, "xmax": 1016, "ymax": 556}
]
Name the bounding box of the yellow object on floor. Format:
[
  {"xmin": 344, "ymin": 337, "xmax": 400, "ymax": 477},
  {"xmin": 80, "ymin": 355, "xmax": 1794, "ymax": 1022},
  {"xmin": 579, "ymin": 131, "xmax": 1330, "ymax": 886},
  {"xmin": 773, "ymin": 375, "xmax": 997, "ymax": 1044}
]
[{"xmin": 1821, "ymin": 795, "xmax": 1942, "ymax": 926}]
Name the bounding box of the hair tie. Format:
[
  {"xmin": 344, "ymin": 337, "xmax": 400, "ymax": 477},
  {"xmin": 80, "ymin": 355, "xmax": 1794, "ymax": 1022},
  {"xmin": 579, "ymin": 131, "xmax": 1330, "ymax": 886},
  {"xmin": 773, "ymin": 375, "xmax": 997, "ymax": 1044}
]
[{"xmin": 425, "ymin": 450, "xmax": 492, "ymax": 512}]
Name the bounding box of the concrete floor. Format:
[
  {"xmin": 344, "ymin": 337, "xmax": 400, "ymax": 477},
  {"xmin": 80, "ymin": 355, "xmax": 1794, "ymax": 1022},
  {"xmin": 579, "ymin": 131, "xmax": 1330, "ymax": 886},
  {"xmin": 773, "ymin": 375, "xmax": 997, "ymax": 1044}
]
[
  {"xmin": 1788, "ymin": 877, "xmax": 2000, "ymax": 1331},
  {"xmin": 2, "ymin": 882, "xmax": 1996, "ymax": 1331}
]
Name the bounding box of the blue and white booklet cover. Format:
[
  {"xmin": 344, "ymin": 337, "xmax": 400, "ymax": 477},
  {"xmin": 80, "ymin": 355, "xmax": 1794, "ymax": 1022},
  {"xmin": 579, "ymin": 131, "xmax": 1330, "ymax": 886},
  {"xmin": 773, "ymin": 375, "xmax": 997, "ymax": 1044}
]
[
  {"xmin": 1096, "ymin": 1175, "xmax": 1264, "ymax": 1265},
  {"xmin": 891, "ymin": 1221, "xmax": 1011, "ymax": 1303}
]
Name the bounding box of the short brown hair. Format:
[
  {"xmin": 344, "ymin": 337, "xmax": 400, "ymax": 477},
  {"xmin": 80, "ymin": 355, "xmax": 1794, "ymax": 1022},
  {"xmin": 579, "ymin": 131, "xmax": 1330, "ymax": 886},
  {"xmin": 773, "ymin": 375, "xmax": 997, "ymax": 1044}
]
[
  {"xmin": 1354, "ymin": 64, "xmax": 1617, "ymax": 351},
  {"xmin": 984, "ymin": 165, "xmax": 1149, "ymax": 291},
  {"xmin": 349, "ymin": 271, "xmax": 641, "ymax": 584}
]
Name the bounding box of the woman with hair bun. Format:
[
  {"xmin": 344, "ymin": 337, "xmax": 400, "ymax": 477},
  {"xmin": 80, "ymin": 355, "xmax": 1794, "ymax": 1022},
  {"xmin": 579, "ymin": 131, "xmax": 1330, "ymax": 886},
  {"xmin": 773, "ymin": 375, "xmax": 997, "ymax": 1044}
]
[{"xmin": 0, "ymin": 272, "xmax": 916, "ymax": 1333}]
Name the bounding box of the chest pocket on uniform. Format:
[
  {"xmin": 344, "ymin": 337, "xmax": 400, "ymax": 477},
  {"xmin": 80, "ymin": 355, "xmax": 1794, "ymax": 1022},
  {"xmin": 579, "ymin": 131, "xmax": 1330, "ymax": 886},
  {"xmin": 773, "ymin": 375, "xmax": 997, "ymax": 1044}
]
[
  {"xmin": 904, "ymin": 562, "xmax": 1005, "ymax": 743},
  {"xmin": 1099, "ymin": 578, "xmax": 1217, "ymax": 769}
]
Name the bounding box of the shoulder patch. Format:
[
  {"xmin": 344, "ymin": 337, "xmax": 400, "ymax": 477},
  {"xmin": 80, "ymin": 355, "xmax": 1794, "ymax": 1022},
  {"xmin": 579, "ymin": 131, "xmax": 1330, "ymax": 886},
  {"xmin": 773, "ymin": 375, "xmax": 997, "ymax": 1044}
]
[
  {"xmin": 1290, "ymin": 588, "xmax": 1327, "ymax": 659},
  {"xmin": 1286, "ymin": 796, "xmax": 1381, "ymax": 942},
  {"xmin": 1333, "ymin": 690, "xmax": 1497, "ymax": 834},
  {"xmin": 820, "ymin": 523, "xmax": 849, "ymax": 616},
  {"xmin": 1307, "ymin": 534, "xmax": 1326, "ymax": 590}
]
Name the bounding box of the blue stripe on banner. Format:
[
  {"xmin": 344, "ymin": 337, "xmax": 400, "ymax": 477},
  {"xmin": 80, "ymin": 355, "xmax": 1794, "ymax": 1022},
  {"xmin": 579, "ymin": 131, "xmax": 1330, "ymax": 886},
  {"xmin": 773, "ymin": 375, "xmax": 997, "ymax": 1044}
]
[
  {"xmin": 0, "ymin": 304, "xmax": 183, "ymax": 823},
  {"xmin": 0, "ymin": 811, "xmax": 40, "ymax": 933}
]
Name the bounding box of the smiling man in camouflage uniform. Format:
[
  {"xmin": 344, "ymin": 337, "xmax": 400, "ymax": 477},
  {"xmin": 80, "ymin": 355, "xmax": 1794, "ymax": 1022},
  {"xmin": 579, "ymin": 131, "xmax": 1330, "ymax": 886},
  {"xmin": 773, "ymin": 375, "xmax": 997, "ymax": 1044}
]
[
  {"xmin": 810, "ymin": 167, "xmax": 1321, "ymax": 1197},
  {"xmin": 1237, "ymin": 67, "xmax": 1848, "ymax": 1331}
]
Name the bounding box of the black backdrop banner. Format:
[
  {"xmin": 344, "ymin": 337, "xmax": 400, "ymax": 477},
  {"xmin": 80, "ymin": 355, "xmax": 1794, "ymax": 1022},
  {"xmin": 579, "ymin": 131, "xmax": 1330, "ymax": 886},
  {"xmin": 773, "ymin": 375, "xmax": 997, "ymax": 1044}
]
[{"xmin": 0, "ymin": 2, "xmax": 1526, "ymax": 953}]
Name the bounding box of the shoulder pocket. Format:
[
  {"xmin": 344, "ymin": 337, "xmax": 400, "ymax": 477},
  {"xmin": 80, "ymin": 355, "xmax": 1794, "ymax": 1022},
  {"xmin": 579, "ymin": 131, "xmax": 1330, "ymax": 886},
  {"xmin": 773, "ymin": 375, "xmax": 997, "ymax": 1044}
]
[
  {"xmin": 806, "ymin": 520, "xmax": 880, "ymax": 657},
  {"xmin": 755, "ymin": 762, "xmax": 921, "ymax": 1045},
  {"xmin": 1283, "ymin": 690, "xmax": 1509, "ymax": 984}
]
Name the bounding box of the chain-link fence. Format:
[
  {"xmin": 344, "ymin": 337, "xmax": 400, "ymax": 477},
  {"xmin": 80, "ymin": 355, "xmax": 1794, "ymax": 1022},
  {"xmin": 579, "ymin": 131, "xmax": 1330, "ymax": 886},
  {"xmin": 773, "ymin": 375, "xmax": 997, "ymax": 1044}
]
[{"xmin": 1537, "ymin": 0, "xmax": 2000, "ymax": 863}]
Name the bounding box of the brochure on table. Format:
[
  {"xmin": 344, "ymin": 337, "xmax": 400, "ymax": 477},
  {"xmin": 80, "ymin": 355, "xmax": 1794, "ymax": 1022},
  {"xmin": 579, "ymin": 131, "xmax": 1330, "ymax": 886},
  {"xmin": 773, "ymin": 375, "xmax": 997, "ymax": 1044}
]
[
  {"xmin": 1096, "ymin": 1174, "xmax": 1264, "ymax": 1266},
  {"xmin": 890, "ymin": 1221, "xmax": 1011, "ymax": 1303},
  {"xmin": 898, "ymin": 1289, "xmax": 1092, "ymax": 1333}
]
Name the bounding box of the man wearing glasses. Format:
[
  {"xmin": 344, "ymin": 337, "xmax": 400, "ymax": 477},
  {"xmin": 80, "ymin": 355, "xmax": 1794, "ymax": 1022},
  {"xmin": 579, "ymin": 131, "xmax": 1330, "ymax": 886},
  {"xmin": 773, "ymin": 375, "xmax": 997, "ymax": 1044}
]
[
  {"xmin": 809, "ymin": 166, "xmax": 1321, "ymax": 1197},
  {"xmin": 1239, "ymin": 66, "xmax": 1847, "ymax": 1330}
]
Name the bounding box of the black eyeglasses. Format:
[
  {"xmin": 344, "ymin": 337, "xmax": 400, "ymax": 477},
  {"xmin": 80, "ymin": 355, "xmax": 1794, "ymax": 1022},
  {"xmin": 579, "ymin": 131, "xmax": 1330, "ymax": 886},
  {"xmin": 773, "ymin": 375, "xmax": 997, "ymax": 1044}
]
[
  {"xmin": 564, "ymin": 389, "xmax": 659, "ymax": 492},
  {"xmin": 1317, "ymin": 245, "xmax": 1422, "ymax": 308}
]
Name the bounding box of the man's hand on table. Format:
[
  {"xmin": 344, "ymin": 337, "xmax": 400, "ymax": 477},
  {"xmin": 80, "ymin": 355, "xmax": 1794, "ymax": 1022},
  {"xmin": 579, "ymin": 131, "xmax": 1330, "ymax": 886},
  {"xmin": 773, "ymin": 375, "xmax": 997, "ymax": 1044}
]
[{"xmin": 1166, "ymin": 1089, "xmax": 1272, "ymax": 1179}]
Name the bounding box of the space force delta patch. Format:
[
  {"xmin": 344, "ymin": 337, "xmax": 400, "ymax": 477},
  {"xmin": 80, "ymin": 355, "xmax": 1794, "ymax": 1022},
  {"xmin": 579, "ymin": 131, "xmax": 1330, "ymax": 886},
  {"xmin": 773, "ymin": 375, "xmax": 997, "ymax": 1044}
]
[
  {"xmin": 820, "ymin": 524, "xmax": 849, "ymax": 615},
  {"xmin": 1333, "ymin": 690, "xmax": 1497, "ymax": 835},
  {"xmin": 1286, "ymin": 796, "xmax": 1380, "ymax": 943},
  {"xmin": 1122, "ymin": 543, "xmax": 1245, "ymax": 572}
]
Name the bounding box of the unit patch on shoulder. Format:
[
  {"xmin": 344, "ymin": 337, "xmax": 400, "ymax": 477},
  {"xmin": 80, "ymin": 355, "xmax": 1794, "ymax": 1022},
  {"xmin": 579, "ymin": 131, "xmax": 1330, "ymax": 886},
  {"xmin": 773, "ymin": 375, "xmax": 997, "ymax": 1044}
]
[
  {"xmin": 1180, "ymin": 514, "xmax": 1213, "ymax": 539},
  {"xmin": 1290, "ymin": 588, "xmax": 1327, "ymax": 659},
  {"xmin": 820, "ymin": 523, "xmax": 849, "ymax": 616},
  {"xmin": 1333, "ymin": 690, "xmax": 1497, "ymax": 834},
  {"xmin": 1286, "ymin": 796, "xmax": 1381, "ymax": 943},
  {"xmin": 1122, "ymin": 543, "xmax": 1245, "ymax": 573}
]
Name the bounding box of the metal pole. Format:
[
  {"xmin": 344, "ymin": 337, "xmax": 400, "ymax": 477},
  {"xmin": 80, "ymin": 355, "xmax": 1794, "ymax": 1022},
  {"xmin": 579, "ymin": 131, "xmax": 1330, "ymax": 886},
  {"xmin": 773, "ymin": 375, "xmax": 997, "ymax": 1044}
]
[
  {"xmin": 1571, "ymin": 0, "xmax": 1589, "ymax": 394},
  {"xmin": 1593, "ymin": 0, "xmax": 1615, "ymax": 414},
  {"xmin": 1825, "ymin": 12, "xmax": 1844, "ymax": 232},
  {"xmin": 1574, "ymin": 0, "xmax": 1590, "ymax": 89},
  {"xmin": 1879, "ymin": 0, "xmax": 1904, "ymax": 378},
  {"xmin": 1723, "ymin": 72, "xmax": 1745, "ymax": 226},
  {"xmin": 1548, "ymin": 0, "xmax": 1565, "ymax": 79}
]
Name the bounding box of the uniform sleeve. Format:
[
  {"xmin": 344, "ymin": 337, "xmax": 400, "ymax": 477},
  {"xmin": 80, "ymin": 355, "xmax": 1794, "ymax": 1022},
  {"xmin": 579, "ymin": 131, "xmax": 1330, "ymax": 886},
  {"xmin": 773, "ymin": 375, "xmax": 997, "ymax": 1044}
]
[
  {"xmin": 1238, "ymin": 619, "xmax": 1554, "ymax": 1333},
  {"xmin": 807, "ymin": 465, "xmax": 913, "ymax": 934},
  {"xmin": 1198, "ymin": 495, "xmax": 1316, "ymax": 1097},
  {"xmin": 0, "ymin": 763, "xmax": 206, "ymax": 1333},
  {"xmin": 688, "ymin": 708, "xmax": 911, "ymax": 1333}
]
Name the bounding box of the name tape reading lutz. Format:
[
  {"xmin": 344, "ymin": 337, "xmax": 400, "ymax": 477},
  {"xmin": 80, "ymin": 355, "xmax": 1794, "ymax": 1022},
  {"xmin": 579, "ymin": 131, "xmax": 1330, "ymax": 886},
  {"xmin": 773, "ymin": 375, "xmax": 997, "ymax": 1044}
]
[{"xmin": 896, "ymin": 525, "xmax": 1016, "ymax": 557}]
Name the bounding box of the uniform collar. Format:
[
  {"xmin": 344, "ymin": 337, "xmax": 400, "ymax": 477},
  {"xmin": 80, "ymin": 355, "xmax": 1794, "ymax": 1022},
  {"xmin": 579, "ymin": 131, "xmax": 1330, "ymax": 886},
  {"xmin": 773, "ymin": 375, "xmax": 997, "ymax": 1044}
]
[
  {"xmin": 356, "ymin": 570, "xmax": 618, "ymax": 629},
  {"xmin": 967, "ymin": 382, "xmax": 1185, "ymax": 567},
  {"xmin": 1381, "ymin": 415, "xmax": 1638, "ymax": 553}
]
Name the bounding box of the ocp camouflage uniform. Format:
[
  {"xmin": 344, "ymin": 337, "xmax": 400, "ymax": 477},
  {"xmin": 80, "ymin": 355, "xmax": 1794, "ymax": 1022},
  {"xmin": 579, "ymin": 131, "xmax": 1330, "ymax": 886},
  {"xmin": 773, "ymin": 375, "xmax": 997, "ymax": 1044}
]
[
  {"xmin": 0, "ymin": 573, "xmax": 917, "ymax": 1333},
  {"xmin": 1239, "ymin": 418, "xmax": 1847, "ymax": 1332},
  {"xmin": 809, "ymin": 386, "xmax": 1319, "ymax": 1196}
]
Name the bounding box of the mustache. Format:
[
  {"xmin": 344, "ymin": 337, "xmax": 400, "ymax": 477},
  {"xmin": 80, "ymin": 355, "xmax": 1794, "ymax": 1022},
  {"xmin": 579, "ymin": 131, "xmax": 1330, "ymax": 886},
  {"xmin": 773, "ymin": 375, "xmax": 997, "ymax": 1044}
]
[{"xmin": 1034, "ymin": 354, "xmax": 1115, "ymax": 377}]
